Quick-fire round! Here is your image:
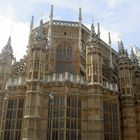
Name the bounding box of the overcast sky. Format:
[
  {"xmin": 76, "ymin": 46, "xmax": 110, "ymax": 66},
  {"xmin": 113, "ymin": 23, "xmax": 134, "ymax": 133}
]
[{"xmin": 0, "ymin": 0, "xmax": 140, "ymax": 60}]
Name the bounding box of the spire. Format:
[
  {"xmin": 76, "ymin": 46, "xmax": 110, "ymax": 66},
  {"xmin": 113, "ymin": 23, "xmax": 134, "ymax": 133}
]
[
  {"xmin": 130, "ymin": 48, "xmax": 139, "ymax": 66},
  {"xmin": 36, "ymin": 19, "xmax": 44, "ymax": 39},
  {"xmin": 118, "ymin": 41, "xmax": 120, "ymax": 51},
  {"xmin": 7, "ymin": 36, "xmax": 11, "ymax": 46},
  {"xmin": 28, "ymin": 16, "xmax": 34, "ymax": 47},
  {"xmin": 125, "ymin": 49, "xmax": 128, "ymax": 57},
  {"xmin": 130, "ymin": 48, "xmax": 135, "ymax": 59},
  {"xmin": 118, "ymin": 40, "xmax": 125, "ymax": 53},
  {"xmin": 108, "ymin": 33, "xmax": 113, "ymax": 68},
  {"xmin": 2, "ymin": 36, "xmax": 13, "ymax": 55},
  {"xmin": 30, "ymin": 16, "xmax": 34, "ymax": 33},
  {"xmin": 40, "ymin": 19, "xmax": 43, "ymax": 30},
  {"xmin": 91, "ymin": 20, "xmax": 95, "ymax": 34},
  {"xmin": 79, "ymin": 7, "xmax": 82, "ymax": 22},
  {"xmin": 118, "ymin": 41, "xmax": 129, "ymax": 58},
  {"xmin": 90, "ymin": 20, "xmax": 96, "ymax": 41},
  {"xmin": 108, "ymin": 32, "xmax": 111, "ymax": 46},
  {"xmin": 97, "ymin": 22, "xmax": 100, "ymax": 38},
  {"xmin": 50, "ymin": 4, "xmax": 53, "ymax": 20},
  {"xmin": 48, "ymin": 5, "xmax": 54, "ymax": 47},
  {"xmin": 120, "ymin": 41, "xmax": 124, "ymax": 50}
]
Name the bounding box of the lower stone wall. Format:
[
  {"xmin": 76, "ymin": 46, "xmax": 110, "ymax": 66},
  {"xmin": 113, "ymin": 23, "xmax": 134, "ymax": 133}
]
[{"xmin": 136, "ymin": 104, "xmax": 140, "ymax": 140}]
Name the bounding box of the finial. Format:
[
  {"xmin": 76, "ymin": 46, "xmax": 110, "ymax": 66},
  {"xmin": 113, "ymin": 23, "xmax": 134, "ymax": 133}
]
[
  {"xmin": 130, "ymin": 48, "xmax": 135, "ymax": 58},
  {"xmin": 97, "ymin": 22, "xmax": 100, "ymax": 38},
  {"xmin": 36, "ymin": 19, "xmax": 44, "ymax": 39},
  {"xmin": 7, "ymin": 36, "xmax": 11, "ymax": 46},
  {"xmin": 30, "ymin": 16, "xmax": 34, "ymax": 33},
  {"xmin": 48, "ymin": 5, "xmax": 53, "ymax": 47},
  {"xmin": 118, "ymin": 41, "xmax": 121, "ymax": 52},
  {"xmin": 39, "ymin": 19, "xmax": 44, "ymax": 36},
  {"xmin": 131, "ymin": 47, "xmax": 134, "ymax": 53},
  {"xmin": 108, "ymin": 32, "xmax": 111, "ymax": 46},
  {"xmin": 118, "ymin": 40, "xmax": 125, "ymax": 53},
  {"xmin": 79, "ymin": 7, "xmax": 82, "ymax": 21},
  {"xmin": 50, "ymin": 5, "xmax": 53, "ymax": 19},
  {"xmin": 120, "ymin": 41, "xmax": 124, "ymax": 49},
  {"xmin": 90, "ymin": 20, "xmax": 96, "ymax": 41},
  {"xmin": 2, "ymin": 36, "xmax": 13, "ymax": 55},
  {"xmin": 118, "ymin": 40, "xmax": 129, "ymax": 58},
  {"xmin": 40, "ymin": 19, "xmax": 43, "ymax": 29},
  {"xmin": 130, "ymin": 48, "xmax": 139, "ymax": 66},
  {"xmin": 118, "ymin": 41, "xmax": 120, "ymax": 47},
  {"xmin": 125, "ymin": 49, "xmax": 128, "ymax": 57},
  {"xmin": 91, "ymin": 20, "xmax": 95, "ymax": 34}
]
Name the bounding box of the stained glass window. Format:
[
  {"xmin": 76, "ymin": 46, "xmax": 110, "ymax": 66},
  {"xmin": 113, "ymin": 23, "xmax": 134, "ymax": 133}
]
[
  {"xmin": 103, "ymin": 101, "xmax": 119, "ymax": 140},
  {"xmin": 56, "ymin": 41, "xmax": 72, "ymax": 73}
]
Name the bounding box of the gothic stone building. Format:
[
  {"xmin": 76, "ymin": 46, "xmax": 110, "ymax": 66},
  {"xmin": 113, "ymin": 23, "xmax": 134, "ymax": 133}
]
[{"xmin": 0, "ymin": 6, "xmax": 140, "ymax": 140}]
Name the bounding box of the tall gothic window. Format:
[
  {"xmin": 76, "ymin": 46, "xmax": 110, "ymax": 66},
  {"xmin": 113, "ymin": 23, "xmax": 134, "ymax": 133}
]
[
  {"xmin": 47, "ymin": 95, "xmax": 81, "ymax": 140},
  {"xmin": 103, "ymin": 101, "xmax": 119, "ymax": 140},
  {"xmin": 1, "ymin": 98, "xmax": 24, "ymax": 140},
  {"xmin": 56, "ymin": 41, "xmax": 72, "ymax": 73}
]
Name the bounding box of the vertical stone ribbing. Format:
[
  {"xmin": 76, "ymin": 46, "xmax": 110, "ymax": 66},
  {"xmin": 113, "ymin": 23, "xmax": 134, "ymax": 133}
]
[
  {"xmin": 22, "ymin": 22, "xmax": 47, "ymax": 140},
  {"xmin": 0, "ymin": 36, "xmax": 14, "ymax": 138},
  {"xmin": 118, "ymin": 54, "xmax": 137, "ymax": 140},
  {"xmin": 85, "ymin": 29, "xmax": 103, "ymax": 140},
  {"xmin": 86, "ymin": 40, "xmax": 102, "ymax": 85}
]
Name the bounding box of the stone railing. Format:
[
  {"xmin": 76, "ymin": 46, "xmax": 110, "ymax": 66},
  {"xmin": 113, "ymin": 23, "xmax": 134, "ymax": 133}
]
[
  {"xmin": 52, "ymin": 20, "xmax": 90, "ymax": 33},
  {"xmin": 6, "ymin": 77, "xmax": 26, "ymax": 88},
  {"xmin": 103, "ymin": 81, "xmax": 118, "ymax": 91},
  {"xmin": 53, "ymin": 20, "xmax": 79, "ymax": 27},
  {"xmin": 45, "ymin": 72, "xmax": 86, "ymax": 84}
]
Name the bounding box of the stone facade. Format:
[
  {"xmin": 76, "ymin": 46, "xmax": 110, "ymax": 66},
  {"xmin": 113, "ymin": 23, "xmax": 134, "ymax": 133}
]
[{"xmin": 0, "ymin": 7, "xmax": 140, "ymax": 140}]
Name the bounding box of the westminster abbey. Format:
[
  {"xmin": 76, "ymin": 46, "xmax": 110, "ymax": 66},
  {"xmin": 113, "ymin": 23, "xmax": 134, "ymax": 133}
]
[{"xmin": 0, "ymin": 5, "xmax": 140, "ymax": 140}]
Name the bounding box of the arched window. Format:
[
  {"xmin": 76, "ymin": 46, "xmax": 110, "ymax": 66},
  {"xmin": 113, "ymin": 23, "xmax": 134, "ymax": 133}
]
[{"xmin": 56, "ymin": 42, "xmax": 72, "ymax": 73}]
